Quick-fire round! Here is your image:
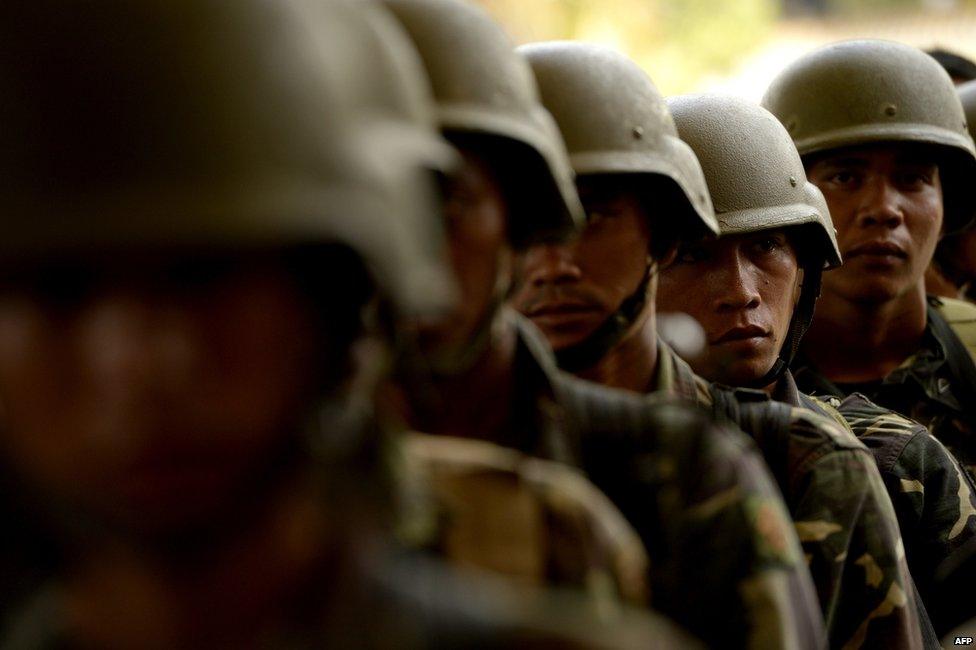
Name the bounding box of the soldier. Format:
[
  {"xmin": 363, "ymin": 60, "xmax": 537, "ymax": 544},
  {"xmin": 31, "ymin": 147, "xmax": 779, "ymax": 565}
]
[
  {"xmin": 510, "ymin": 42, "xmax": 927, "ymax": 648},
  {"xmin": 763, "ymin": 38, "xmax": 976, "ymax": 634},
  {"xmin": 381, "ymin": 4, "xmax": 826, "ymax": 647},
  {"xmin": 0, "ymin": 0, "xmax": 706, "ymax": 647},
  {"xmin": 927, "ymin": 81, "xmax": 976, "ymax": 302},
  {"xmin": 659, "ymin": 93, "xmax": 975, "ymax": 647}
]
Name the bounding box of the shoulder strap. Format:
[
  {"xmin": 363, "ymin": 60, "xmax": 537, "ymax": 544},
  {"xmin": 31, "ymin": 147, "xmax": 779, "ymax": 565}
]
[
  {"xmin": 935, "ymin": 297, "xmax": 976, "ymax": 363},
  {"xmin": 928, "ymin": 301, "xmax": 976, "ymax": 410}
]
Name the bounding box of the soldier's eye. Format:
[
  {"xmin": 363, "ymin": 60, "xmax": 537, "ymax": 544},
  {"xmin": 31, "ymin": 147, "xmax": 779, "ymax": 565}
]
[
  {"xmin": 677, "ymin": 246, "xmax": 707, "ymax": 263},
  {"xmin": 753, "ymin": 237, "xmax": 784, "ymax": 254},
  {"xmin": 828, "ymin": 171, "xmax": 857, "ymax": 186}
]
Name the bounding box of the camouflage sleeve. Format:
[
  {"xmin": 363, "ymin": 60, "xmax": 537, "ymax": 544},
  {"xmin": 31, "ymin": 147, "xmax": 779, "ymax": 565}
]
[
  {"xmin": 791, "ymin": 445, "xmax": 927, "ymax": 649},
  {"xmin": 838, "ymin": 394, "xmax": 976, "ymax": 634},
  {"xmin": 579, "ymin": 400, "xmax": 827, "ymax": 650}
]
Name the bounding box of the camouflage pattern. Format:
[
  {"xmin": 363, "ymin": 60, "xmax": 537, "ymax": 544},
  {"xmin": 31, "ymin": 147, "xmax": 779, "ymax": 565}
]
[
  {"xmin": 820, "ymin": 392, "xmax": 976, "ymax": 634},
  {"xmin": 401, "ymin": 432, "xmax": 649, "ymax": 606},
  {"xmin": 794, "ymin": 297, "xmax": 976, "ymax": 482},
  {"xmin": 656, "ymin": 343, "xmax": 929, "ymax": 649},
  {"xmin": 462, "ymin": 313, "xmax": 828, "ymax": 650}
]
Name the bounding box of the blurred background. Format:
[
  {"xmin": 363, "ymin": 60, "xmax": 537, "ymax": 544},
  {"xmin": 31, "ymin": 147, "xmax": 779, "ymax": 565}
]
[{"xmin": 477, "ymin": 0, "xmax": 976, "ymax": 98}]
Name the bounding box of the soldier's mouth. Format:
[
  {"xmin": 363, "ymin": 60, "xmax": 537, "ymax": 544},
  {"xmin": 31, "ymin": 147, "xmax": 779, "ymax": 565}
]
[
  {"xmin": 711, "ymin": 324, "xmax": 770, "ymax": 345},
  {"xmin": 845, "ymin": 240, "xmax": 907, "ymax": 259}
]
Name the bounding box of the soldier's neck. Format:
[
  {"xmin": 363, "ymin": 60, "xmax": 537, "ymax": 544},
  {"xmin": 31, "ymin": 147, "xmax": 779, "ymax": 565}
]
[
  {"xmin": 801, "ymin": 282, "xmax": 927, "ymax": 383},
  {"xmin": 420, "ymin": 320, "xmax": 518, "ymax": 444},
  {"xmin": 577, "ymin": 309, "xmax": 657, "ymax": 394}
]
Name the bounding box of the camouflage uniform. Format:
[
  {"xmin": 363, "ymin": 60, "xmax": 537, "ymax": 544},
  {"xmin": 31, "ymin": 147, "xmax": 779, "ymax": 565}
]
[
  {"xmin": 656, "ymin": 342, "xmax": 929, "ymax": 649},
  {"xmin": 436, "ymin": 314, "xmax": 827, "ymax": 650},
  {"xmin": 794, "ymin": 297, "xmax": 976, "ymax": 633}
]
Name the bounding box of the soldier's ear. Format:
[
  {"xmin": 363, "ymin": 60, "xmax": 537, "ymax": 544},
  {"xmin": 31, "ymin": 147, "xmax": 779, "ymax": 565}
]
[
  {"xmin": 793, "ymin": 268, "xmax": 805, "ymax": 306},
  {"xmin": 655, "ymin": 242, "xmax": 679, "ymax": 270}
]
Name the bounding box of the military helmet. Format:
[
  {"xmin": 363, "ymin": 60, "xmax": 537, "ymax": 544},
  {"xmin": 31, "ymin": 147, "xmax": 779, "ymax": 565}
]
[
  {"xmin": 668, "ymin": 94, "xmax": 841, "ymax": 382},
  {"xmin": 520, "ymin": 41, "xmax": 718, "ymax": 240},
  {"xmin": 959, "ymin": 80, "xmax": 976, "ymax": 142},
  {"xmin": 761, "ymin": 39, "xmax": 976, "ymax": 233},
  {"xmin": 382, "ymin": 0, "xmax": 584, "ymax": 247},
  {"xmin": 0, "ymin": 0, "xmax": 454, "ymax": 317}
]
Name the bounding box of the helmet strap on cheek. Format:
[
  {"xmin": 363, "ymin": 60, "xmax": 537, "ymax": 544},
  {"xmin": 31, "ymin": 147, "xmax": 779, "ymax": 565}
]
[
  {"xmin": 555, "ymin": 256, "xmax": 656, "ymax": 373},
  {"xmin": 752, "ymin": 265, "xmax": 823, "ymax": 388}
]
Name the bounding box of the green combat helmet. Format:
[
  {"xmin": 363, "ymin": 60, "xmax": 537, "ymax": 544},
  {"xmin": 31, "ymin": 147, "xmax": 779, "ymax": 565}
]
[
  {"xmin": 519, "ymin": 41, "xmax": 718, "ymax": 372},
  {"xmin": 520, "ymin": 42, "xmax": 718, "ymax": 239},
  {"xmin": 761, "ymin": 39, "xmax": 976, "ymax": 234},
  {"xmin": 0, "ymin": 0, "xmax": 454, "ymax": 320},
  {"xmin": 668, "ymin": 94, "xmax": 841, "ymax": 384},
  {"xmin": 382, "ymin": 0, "xmax": 584, "ymax": 247}
]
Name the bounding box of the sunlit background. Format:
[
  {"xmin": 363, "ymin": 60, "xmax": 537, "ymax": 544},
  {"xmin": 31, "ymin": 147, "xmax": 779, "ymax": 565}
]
[{"xmin": 477, "ymin": 0, "xmax": 976, "ymax": 98}]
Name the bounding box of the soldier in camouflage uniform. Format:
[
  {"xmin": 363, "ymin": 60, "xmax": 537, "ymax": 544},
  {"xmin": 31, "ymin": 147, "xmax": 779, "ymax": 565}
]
[
  {"xmin": 509, "ymin": 42, "xmax": 923, "ymax": 646},
  {"xmin": 0, "ymin": 0, "xmax": 708, "ymax": 647},
  {"xmin": 380, "ymin": 3, "xmax": 826, "ymax": 647},
  {"xmin": 763, "ymin": 40, "xmax": 976, "ymax": 633},
  {"xmin": 659, "ymin": 92, "xmax": 976, "ymax": 647}
]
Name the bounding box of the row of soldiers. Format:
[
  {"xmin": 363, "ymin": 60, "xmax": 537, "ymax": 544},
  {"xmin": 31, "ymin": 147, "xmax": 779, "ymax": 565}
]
[{"xmin": 1, "ymin": 0, "xmax": 975, "ymax": 647}]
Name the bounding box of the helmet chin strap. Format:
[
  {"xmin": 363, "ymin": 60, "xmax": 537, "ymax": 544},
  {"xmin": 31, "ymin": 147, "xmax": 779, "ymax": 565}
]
[
  {"xmin": 555, "ymin": 257, "xmax": 656, "ymax": 374},
  {"xmin": 750, "ymin": 265, "xmax": 823, "ymax": 389}
]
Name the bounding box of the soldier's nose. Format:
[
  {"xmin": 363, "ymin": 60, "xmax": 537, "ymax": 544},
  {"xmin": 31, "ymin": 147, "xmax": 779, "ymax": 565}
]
[{"xmin": 521, "ymin": 242, "xmax": 582, "ymax": 286}]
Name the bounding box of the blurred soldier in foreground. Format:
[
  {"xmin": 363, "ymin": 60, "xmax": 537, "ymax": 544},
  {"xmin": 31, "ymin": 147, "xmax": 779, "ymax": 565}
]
[
  {"xmin": 660, "ymin": 93, "xmax": 966, "ymax": 648},
  {"xmin": 385, "ymin": 34, "xmax": 829, "ymax": 646},
  {"xmin": 0, "ymin": 1, "xmax": 704, "ymax": 647},
  {"xmin": 764, "ymin": 39, "xmax": 976, "ymax": 633},
  {"xmin": 926, "ymin": 81, "xmax": 976, "ymax": 302}
]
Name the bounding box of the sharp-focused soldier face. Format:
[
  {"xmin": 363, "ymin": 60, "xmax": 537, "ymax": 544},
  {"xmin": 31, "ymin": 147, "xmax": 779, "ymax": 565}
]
[
  {"xmin": 657, "ymin": 230, "xmax": 802, "ymax": 387},
  {"xmin": 806, "ymin": 144, "xmax": 943, "ymax": 305},
  {"xmin": 417, "ymin": 145, "xmax": 509, "ymax": 355},
  {"xmin": 511, "ymin": 177, "xmax": 654, "ymax": 351},
  {"xmin": 0, "ymin": 255, "xmax": 329, "ymax": 540}
]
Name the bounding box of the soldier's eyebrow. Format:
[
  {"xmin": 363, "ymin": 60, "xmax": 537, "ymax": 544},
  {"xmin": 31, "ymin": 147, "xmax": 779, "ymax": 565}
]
[{"xmin": 817, "ymin": 156, "xmax": 869, "ymax": 170}]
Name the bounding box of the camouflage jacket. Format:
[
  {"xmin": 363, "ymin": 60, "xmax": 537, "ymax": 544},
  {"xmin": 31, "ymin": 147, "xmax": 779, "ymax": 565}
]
[
  {"xmin": 437, "ymin": 315, "xmax": 827, "ymax": 650},
  {"xmin": 656, "ymin": 343, "xmax": 929, "ymax": 649},
  {"xmin": 401, "ymin": 431, "xmax": 651, "ymax": 606},
  {"xmin": 823, "ymin": 393, "xmax": 976, "ymax": 635},
  {"xmin": 794, "ymin": 296, "xmax": 976, "ymax": 482}
]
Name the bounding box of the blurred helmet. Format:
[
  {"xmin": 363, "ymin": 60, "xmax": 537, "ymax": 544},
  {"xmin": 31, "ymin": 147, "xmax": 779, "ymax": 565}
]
[
  {"xmin": 668, "ymin": 94, "xmax": 841, "ymax": 383},
  {"xmin": 0, "ymin": 0, "xmax": 454, "ymax": 317},
  {"xmin": 382, "ymin": 0, "xmax": 584, "ymax": 247},
  {"xmin": 761, "ymin": 39, "xmax": 976, "ymax": 234},
  {"xmin": 520, "ymin": 41, "xmax": 718, "ymax": 241},
  {"xmin": 959, "ymin": 80, "xmax": 976, "ymax": 142}
]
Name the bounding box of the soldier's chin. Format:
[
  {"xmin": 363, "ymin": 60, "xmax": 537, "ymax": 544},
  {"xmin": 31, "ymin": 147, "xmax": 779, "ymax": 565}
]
[
  {"xmin": 825, "ymin": 268, "xmax": 913, "ymax": 305},
  {"xmin": 531, "ymin": 319, "xmax": 600, "ymax": 353},
  {"xmin": 710, "ymin": 354, "xmax": 778, "ymax": 389}
]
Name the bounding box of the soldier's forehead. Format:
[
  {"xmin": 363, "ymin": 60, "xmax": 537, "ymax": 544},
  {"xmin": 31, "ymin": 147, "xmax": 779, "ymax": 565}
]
[{"xmin": 810, "ymin": 144, "xmax": 941, "ymax": 169}]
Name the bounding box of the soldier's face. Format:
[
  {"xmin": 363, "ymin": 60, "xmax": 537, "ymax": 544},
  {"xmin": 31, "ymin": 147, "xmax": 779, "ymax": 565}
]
[
  {"xmin": 511, "ymin": 178, "xmax": 653, "ymax": 351},
  {"xmin": 807, "ymin": 145, "xmax": 943, "ymax": 305},
  {"xmin": 0, "ymin": 256, "xmax": 325, "ymax": 539},
  {"xmin": 417, "ymin": 146, "xmax": 510, "ymax": 355},
  {"xmin": 657, "ymin": 230, "xmax": 802, "ymax": 387}
]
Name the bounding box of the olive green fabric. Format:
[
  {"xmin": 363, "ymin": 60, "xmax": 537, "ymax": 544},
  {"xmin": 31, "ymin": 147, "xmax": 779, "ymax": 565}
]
[
  {"xmin": 520, "ymin": 41, "xmax": 718, "ymax": 240},
  {"xmin": 762, "ymin": 39, "xmax": 976, "ymax": 234},
  {"xmin": 403, "ymin": 432, "xmax": 649, "ymax": 606},
  {"xmin": 823, "ymin": 392, "xmax": 976, "ymax": 636},
  {"xmin": 382, "ymin": 0, "xmax": 584, "ymax": 246},
  {"xmin": 656, "ymin": 345, "xmax": 931, "ymax": 649},
  {"xmin": 476, "ymin": 317, "xmax": 827, "ymax": 650}
]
